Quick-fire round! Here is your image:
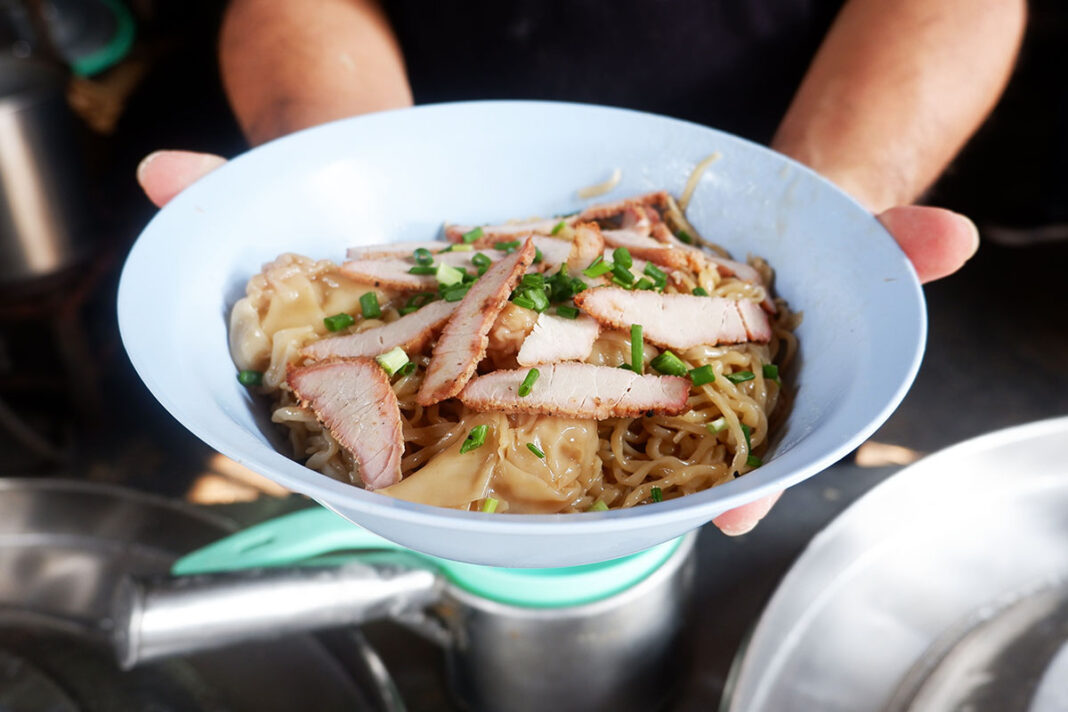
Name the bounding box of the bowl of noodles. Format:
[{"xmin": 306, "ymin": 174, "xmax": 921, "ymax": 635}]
[{"xmin": 118, "ymin": 101, "xmax": 925, "ymax": 567}]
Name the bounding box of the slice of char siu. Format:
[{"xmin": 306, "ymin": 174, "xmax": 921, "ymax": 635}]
[
  {"xmin": 516, "ymin": 313, "xmax": 601, "ymax": 367},
  {"xmin": 443, "ymin": 217, "xmax": 577, "ymax": 243},
  {"xmin": 300, "ymin": 299, "xmax": 459, "ymax": 361},
  {"xmin": 460, "ymin": 362, "xmax": 690, "ymax": 419},
  {"xmin": 573, "ymin": 287, "xmax": 771, "ymax": 350},
  {"xmin": 287, "ymin": 358, "xmax": 403, "ymax": 490},
  {"xmin": 417, "ymin": 237, "xmax": 537, "ymax": 405}
]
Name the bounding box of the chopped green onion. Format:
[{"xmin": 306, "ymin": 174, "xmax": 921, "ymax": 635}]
[
  {"xmin": 408, "ymin": 265, "xmax": 437, "ymax": 275},
  {"xmin": 443, "ymin": 286, "xmax": 470, "ymax": 302},
  {"xmin": 555, "ymin": 305, "xmax": 580, "ymax": 319},
  {"xmin": 611, "ymin": 262, "xmax": 635, "ymax": 285},
  {"xmin": 359, "ymin": 292, "xmax": 381, "ymax": 319},
  {"xmin": 675, "ymin": 229, "xmax": 694, "ymax": 245},
  {"xmin": 471, "ymin": 252, "xmax": 492, "ymax": 270},
  {"xmin": 450, "ymin": 244, "xmax": 474, "ymax": 252},
  {"xmin": 525, "ymin": 288, "xmax": 550, "ymax": 312},
  {"xmin": 461, "ymin": 227, "xmax": 484, "ymax": 244},
  {"xmin": 400, "ymin": 292, "xmax": 435, "ymax": 315},
  {"xmin": 323, "ymin": 313, "xmax": 355, "ymax": 331},
  {"xmin": 689, "ymin": 364, "xmax": 716, "ymax": 386},
  {"xmin": 459, "ymin": 425, "xmax": 489, "ymax": 454},
  {"xmin": 707, "ymin": 417, "xmax": 727, "ymax": 434},
  {"xmin": 740, "ymin": 423, "xmax": 753, "ymax": 451},
  {"xmin": 533, "ymin": 247, "xmax": 543, "ymax": 264},
  {"xmin": 512, "ymin": 295, "xmax": 537, "ymax": 310},
  {"xmin": 518, "ymin": 368, "xmax": 540, "ymax": 397},
  {"xmin": 375, "ymin": 346, "xmax": 410, "ymax": 376},
  {"xmin": 439, "ymin": 244, "xmax": 454, "ymax": 253},
  {"xmin": 611, "ymin": 276, "xmax": 631, "ymax": 289},
  {"xmin": 436, "ymin": 262, "xmax": 464, "ymax": 287},
  {"xmin": 413, "ymin": 247, "xmax": 433, "ymax": 266},
  {"xmin": 747, "ymin": 454, "xmax": 763, "ymax": 468},
  {"xmin": 526, "ymin": 442, "xmax": 545, "ymax": 458},
  {"xmin": 570, "ymin": 277, "xmax": 587, "ymax": 294},
  {"xmin": 494, "ymin": 240, "xmax": 521, "ymax": 253},
  {"xmin": 237, "ymin": 369, "xmax": 263, "ymax": 386},
  {"xmin": 692, "ymin": 287, "xmax": 709, "ymax": 297},
  {"xmin": 726, "ymin": 371, "xmax": 755, "ymax": 384},
  {"xmin": 651, "ymin": 486, "xmax": 663, "ymax": 502},
  {"xmin": 630, "ymin": 324, "xmax": 643, "ymax": 374},
  {"xmin": 520, "ymin": 273, "xmax": 545, "ymax": 290},
  {"xmin": 650, "ymin": 350, "xmax": 688, "ymax": 377},
  {"xmin": 397, "ymin": 361, "xmax": 416, "ymax": 377},
  {"xmin": 763, "ymin": 363, "xmax": 781, "ymax": 384},
  {"xmin": 583, "ymin": 257, "xmax": 612, "ymax": 279},
  {"xmin": 481, "ymin": 497, "xmax": 499, "ymax": 513},
  {"xmin": 634, "ymin": 277, "xmax": 655, "ymax": 291},
  {"xmin": 551, "ymin": 220, "xmax": 566, "ymax": 235},
  {"xmin": 612, "ymin": 247, "xmax": 633, "ymax": 269},
  {"xmin": 399, "ymin": 306, "xmax": 418, "ymax": 315},
  {"xmin": 643, "ymin": 262, "xmax": 667, "ymax": 288},
  {"xmin": 590, "ymin": 500, "xmax": 609, "ymax": 512}
]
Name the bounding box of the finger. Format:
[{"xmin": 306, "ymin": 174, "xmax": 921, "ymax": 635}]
[
  {"xmin": 877, "ymin": 205, "xmax": 980, "ymax": 284},
  {"xmin": 712, "ymin": 491, "xmax": 783, "ymax": 536},
  {"xmin": 137, "ymin": 150, "xmax": 227, "ymax": 208}
]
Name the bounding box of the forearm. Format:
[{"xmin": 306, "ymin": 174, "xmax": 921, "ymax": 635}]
[
  {"xmin": 772, "ymin": 0, "xmax": 1026, "ymax": 212},
  {"xmin": 220, "ymin": 0, "xmax": 412, "ymax": 146}
]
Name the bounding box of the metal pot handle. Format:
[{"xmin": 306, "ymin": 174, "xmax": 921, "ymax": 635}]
[{"xmin": 111, "ymin": 553, "xmax": 442, "ymax": 669}]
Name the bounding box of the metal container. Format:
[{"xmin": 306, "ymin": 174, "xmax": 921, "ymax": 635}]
[
  {"xmin": 725, "ymin": 416, "xmax": 1068, "ymax": 712},
  {"xmin": 116, "ymin": 532, "xmax": 698, "ymax": 712},
  {"xmin": 0, "ymin": 58, "xmax": 90, "ymax": 287}
]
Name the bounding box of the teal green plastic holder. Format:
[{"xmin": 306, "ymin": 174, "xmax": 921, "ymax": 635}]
[{"xmin": 173, "ymin": 507, "xmax": 682, "ymax": 609}]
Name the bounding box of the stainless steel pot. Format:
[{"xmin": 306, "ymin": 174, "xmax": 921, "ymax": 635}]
[
  {"xmin": 0, "ymin": 58, "xmax": 90, "ymax": 287},
  {"xmin": 114, "ymin": 533, "xmax": 698, "ymax": 712}
]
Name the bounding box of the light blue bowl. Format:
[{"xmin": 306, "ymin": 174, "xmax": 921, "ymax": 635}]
[{"xmin": 118, "ymin": 101, "xmax": 925, "ymax": 567}]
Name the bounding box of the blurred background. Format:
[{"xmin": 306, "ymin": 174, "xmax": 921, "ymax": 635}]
[{"xmin": 0, "ymin": 1, "xmax": 1066, "ymax": 709}]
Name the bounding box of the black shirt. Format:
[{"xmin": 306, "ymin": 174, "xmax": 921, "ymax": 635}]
[{"xmin": 385, "ymin": 0, "xmax": 843, "ymax": 144}]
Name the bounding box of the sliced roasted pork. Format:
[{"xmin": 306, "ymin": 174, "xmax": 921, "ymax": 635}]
[
  {"xmin": 288, "ymin": 358, "xmax": 403, "ymax": 490},
  {"xmin": 339, "ymin": 257, "xmax": 438, "ymax": 291},
  {"xmin": 300, "ymin": 299, "xmax": 458, "ymax": 361},
  {"xmin": 579, "ymin": 191, "xmax": 671, "ymax": 223},
  {"xmin": 417, "ymin": 237, "xmax": 537, "ymax": 405},
  {"xmin": 516, "ymin": 313, "xmax": 601, "ymax": 367},
  {"xmin": 444, "ymin": 217, "xmax": 576, "ymax": 243},
  {"xmin": 565, "ymin": 223, "xmax": 605, "ymax": 274},
  {"xmin": 601, "ymin": 228, "xmax": 692, "ymax": 270},
  {"xmin": 346, "ymin": 241, "xmax": 452, "ymax": 260},
  {"xmin": 460, "ymin": 362, "xmax": 690, "ymax": 419},
  {"xmin": 573, "ymin": 287, "xmax": 771, "ymax": 349}
]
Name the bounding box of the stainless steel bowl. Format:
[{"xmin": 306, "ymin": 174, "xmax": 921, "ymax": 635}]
[{"xmin": 726, "ymin": 416, "xmax": 1068, "ymax": 712}]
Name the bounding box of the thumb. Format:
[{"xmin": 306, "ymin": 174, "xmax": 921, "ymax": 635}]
[{"xmin": 137, "ymin": 150, "xmax": 228, "ymax": 208}]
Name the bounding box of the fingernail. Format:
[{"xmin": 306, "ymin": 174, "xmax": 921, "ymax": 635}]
[
  {"xmin": 956, "ymin": 211, "xmax": 981, "ymax": 258},
  {"xmin": 136, "ymin": 151, "xmax": 164, "ymax": 185}
]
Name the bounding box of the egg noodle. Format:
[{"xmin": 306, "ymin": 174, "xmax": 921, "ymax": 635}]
[{"xmin": 229, "ymin": 195, "xmax": 799, "ymax": 514}]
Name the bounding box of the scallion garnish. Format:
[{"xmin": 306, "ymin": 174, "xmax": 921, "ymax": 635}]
[
  {"xmin": 582, "ymin": 256, "xmax": 612, "ymax": 279},
  {"xmin": 375, "ymin": 346, "xmax": 410, "ymax": 376},
  {"xmin": 650, "ymin": 350, "xmax": 688, "ymax": 377},
  {"xmin": 689, "ymin": 364, "xmax": 716, "ymax": 386},
  {"xmin": 643, "ymin": 263, "xmax": 667, "ymax": 289},
  {"xmin": 692, "ymin": 287, "xmax": 709, "ymax": 297},
  {"xmin": 525, "ymin": 288, "xmax": 550, "ymax": 312},
  {"xmin": 399, "ymin": 306, "xmax": 418, "ymax": 315},
  {"xmin": 726, "ymin": 371, "xmax": 755, "ymax": 384},
  {"xmin": 460, "ymin": 425, "xmax": 489, "ymax": 454},
  {"xmin": 747, "ymin": 454, "xmax": 763, "ymax": 468},
  {"xmin": 450, "ymin": 244, "xmax": 474, "ymax": 252},
  {"xmin": 612, "ymin": 247, "xmax": 633, "ymax": 269},
  {"xmin": 763, "ymin": 363, "xmax": 780, "ymax": 384},
  {"xmin": 512, "ymin": 295, "xmax": 537, "ymax": 311},
  {"xmin": 494, "ymin": 240, "xmax": 521, "ymax": 253},
  {"xmin": 520, "ymin": 273, "xmax": 545, "ymax": 290},
  {"xmin": 651, "ymin": 486, "xmax": 663, "ymax": 502},
  {"xmin": 675, "ymin": 229, "xmax": 694, "ymax": 245},
  {"xmin": 555, "ymin": 305, "xmax": 580, "ymax": 319},
  {"xmin": 533, "ymin": 247, "xmax": 543, "ymax": 264},
  {"xmin": 551, "ymin": 220, "xmax": 566, "ymax": 235},
  {"xmin": 397, "ymin": 361, "xmax": 416, "ymax": 377},
  {"xmin": 518, "ymin": 368, "xmax": 540, "ymax": 397},
  {"xmin": 436, "ymin": 262, "xmax": 464, "ymax": 287},
  {"xmin": 461, "ymin": 227, "xmax": 484, "ymax": 244},
  {"xmin": 590, "ymin": 500, "xmax": 609, "ymax": 512},
  {"xmin": 481, "ymin": 497, "xmax": 499, "ymax": 513},
  {"xmin": 413, "ymin": 247, "xmax": 434, "ymax": 266},
  {"xmin": 443, "ymin": 286, "xmax": 469, "ymax": 302},
  {"xmin": 323, "ymin": 313, "xmax": 355, "ymax": 331},
  {"xmin": 407, "ymin": 265, "xmax": 437, "ymax": 275},
  {"xmin": 634, "ymin": 277, "xmax": 655, "ymax": 291},
  {"xmin": 707, "ymin": 417, "xmax": 727, "ymax": 434},
  {"xmin": 611, "ymin": 262, "xmax": 635, "ymax": 285},
  {"xmin": 526, "ymin": 442, "xmax": 545, "ymax": 458},
  {"xmin": 359, "ymin": 292, "xmax": 381, "ymax": 319},
  {"xmin": 740, "ymin": 423, "xmax": 753, "ymax": 451},
  {"xmin": 630, "ymin": 324, "xmax": 643, "ymax": 374},
  {"xmin": 237, "ymin": 369, "xmax": 263, "ymax": 386}
]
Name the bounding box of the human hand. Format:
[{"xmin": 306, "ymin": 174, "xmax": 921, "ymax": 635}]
[{"xmin": 137, "ymin": 151, "xmax": 980, "ymax": 535}]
